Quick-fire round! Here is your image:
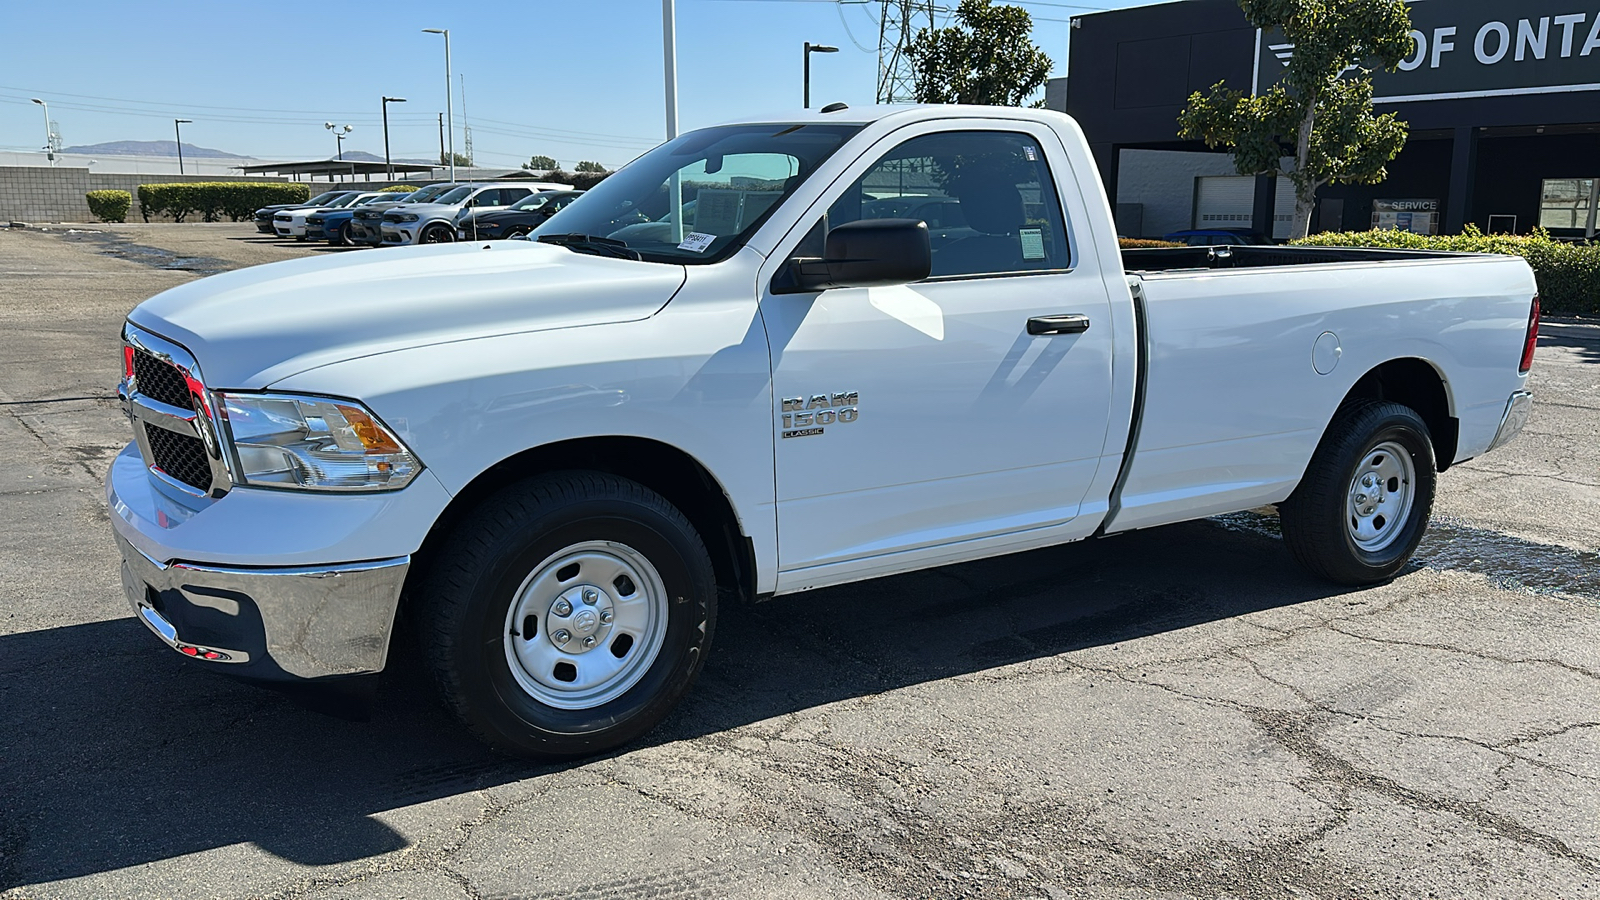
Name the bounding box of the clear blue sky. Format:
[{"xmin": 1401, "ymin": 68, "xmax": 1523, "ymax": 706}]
[{"xmin": 0, "ymin": 0, "xmax": 1163, "ymax": 170}]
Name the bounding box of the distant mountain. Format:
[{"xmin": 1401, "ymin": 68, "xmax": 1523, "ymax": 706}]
[
  {"xmin": 62, "ymin": 140, "xmax": 250, "ymax": 159},
  {"xmin": 338, "ymin": 150, "xmax": 438, "ymax": 165}
]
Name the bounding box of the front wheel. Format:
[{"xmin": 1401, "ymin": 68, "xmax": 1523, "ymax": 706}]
[
  {"xmin": 504, "ymin": 225, "xmax": 531, "ymax": 240},
  {"xmin": 418, "ymin": 472, "xmax": 717, "ymax": 758},
  {"xmin": 1279, "ymin": 400, "xmax": 1436, "ymax": 585},
  {"xmin": 420, "ymin": 223, "xmax": 455, "ymax": 244}
]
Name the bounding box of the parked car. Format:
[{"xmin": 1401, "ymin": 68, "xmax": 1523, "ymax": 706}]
[
  {"xmin": 1164, "ymin": 228, "xmax": 1272, "ymax": 246},
  {"xmin": 253, "ymin": 190, "xmax": 352, "ymax": 235},
  {"xmin": 380, "ymin": 182, "xmax": 572, "ymax": 245},
  {"xmin": 308, "ymin": 191, "xmax": 414, "ymax": 245},
  {"xmin": 456, "ymin": 190, "xmax": 584, "ymax": 240},
  {"xmin": 109, "ymin": 106, "xmax": 1539, "ymax": 760},
  {"xmin": 275, "ymin": 191, "xmax": 381, "ymax": 240},
  {"xmin": 347, "ymin": 183, "xmax": 455, "ymax": 248}
]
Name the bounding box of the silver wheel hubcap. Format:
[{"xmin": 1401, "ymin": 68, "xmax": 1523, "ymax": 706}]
[
  {"xmin": 1347, "ymin": 440, "xmax": 1416, "ymax": 552},
  {"xmin": 502, "ymin": 541, "xmax": 668, "ymax": 710}
]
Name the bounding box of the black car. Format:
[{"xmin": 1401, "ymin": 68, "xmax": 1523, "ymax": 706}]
[
  {"xmin": 252, "ymin": 190, "xmax": 355, "ymax": 235},
  {"xmin": 456, "ymin": 190, "xmax": 585, "ymax": 240},
  {"xmin": 347, "ymin": 182, "xmax": 457, "ymax": 247}
]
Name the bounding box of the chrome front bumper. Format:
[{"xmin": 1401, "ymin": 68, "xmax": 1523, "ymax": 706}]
[
  {"xmin": 115, "ymin": 530, "xmax": 409, "ymax": 680},
  {"xmin": 1488, "ymin": 391, "xmax": 1533, "ymax": 453}
]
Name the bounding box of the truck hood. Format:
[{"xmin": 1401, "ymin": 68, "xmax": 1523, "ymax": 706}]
[{"xmin": 128, "ymin": 240, "xmax": 686, "ymax": 388}]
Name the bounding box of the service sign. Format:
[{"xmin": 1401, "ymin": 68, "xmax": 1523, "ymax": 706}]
[{"xmin": 1256, "ymin": 0, "xmax": 1600, "ymax": 102}]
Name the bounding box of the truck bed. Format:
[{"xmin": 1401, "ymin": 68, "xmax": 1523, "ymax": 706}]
[{"xmin": 1123, "ymin": 245, "xmax": 1479, "ymax": 274}]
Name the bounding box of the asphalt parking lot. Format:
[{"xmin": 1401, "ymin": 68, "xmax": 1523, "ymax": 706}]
[{"xmin": 1, "ymin": 222, "xmax": 1597, "ymax": 900}]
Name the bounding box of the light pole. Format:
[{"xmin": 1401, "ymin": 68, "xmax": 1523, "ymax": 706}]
[
  {"xmin": 662, "ymin": 1, "xmax": 681, "ymax": 241},
  {"xmin": 325, "ymin": 122, "xmax": 353, "ymax": 161},
  {"xmin": 803, "ymin": 43, "xmax": 838, "ymax": 109},
  {"xmin": 31, "ymin": 99, "xmax": 54, "ymax": 166},
  {"xmin": 174, "ymin": 118, "xmax": 192, "ymax": 174},
  {"xmin": 381, "ymin": 96, "xmax": 406, "ymax": 181},
  {"xmin": 423, "ymin": 28, "xmax": 454, "ymax": 182}
]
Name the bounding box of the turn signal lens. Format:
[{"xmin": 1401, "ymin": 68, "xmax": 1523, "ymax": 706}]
[
  {"xmin": 1520, "ymin": 295, "xmax": 1540, "ymax": 374},
  {"xmin": 338, "ymin": 405, "xmax": 404, "ymax": 454},
  {"xmin": 123, "ymin": 346, "xmax": 135, "ymax": 381}
]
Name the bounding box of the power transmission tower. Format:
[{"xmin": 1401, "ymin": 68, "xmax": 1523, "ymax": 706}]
[
  {"xmin": 876, "ymin": 0, "xmax": 936, "ymax": 104},
  {"xmin": 459, "ymin": 73, "xmax": 474, "ymax": 166}
]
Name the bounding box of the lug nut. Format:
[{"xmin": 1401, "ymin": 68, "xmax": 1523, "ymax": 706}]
[
  {"xmin": 582, "ymin": 636, "xmax": 597, "ymax": 648},
  {"xmin": 582, "ymin": 589, "xmax": 598, "ymax": 605},
  {"xmin": 553, "ymin": 629, "xmax": 571, "ymax": 645},
  {"xmin": 599, "ymin": 609, "xmax": 614, "ymax": 624},
  {"xmin": 553, "ymin": 599, "xmax": 572, "ymax": 616}
]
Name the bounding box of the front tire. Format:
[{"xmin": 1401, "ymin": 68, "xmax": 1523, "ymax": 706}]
[
  {"xmin": 420, "ymin": 223, "xmax": 455, "ymax": 244},
  {"xmin": 418, "ymin": 472, "xmax": 717, "ymax": 759},
  {"xmin": 1279, "ymin": 400, "xmax": 1436, "ymax": 585}
]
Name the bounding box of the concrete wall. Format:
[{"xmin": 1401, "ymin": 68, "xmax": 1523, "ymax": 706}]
[{"xmin": 0, "ymin": 167, "xmax": 298, "ymax": 223}]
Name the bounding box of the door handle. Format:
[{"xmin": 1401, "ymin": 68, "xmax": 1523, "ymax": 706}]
[{"xmin": 1027, "ymin": 314, "xmax": 1091, "ymax": 336}]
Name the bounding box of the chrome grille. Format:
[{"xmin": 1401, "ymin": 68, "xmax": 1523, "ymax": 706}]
[
  {"xmin": 133, "ymin": 349, "xmax": 190, "ymax": 408},
  {"xmin": 143, "ymin": 423, "xmax": 212, "ymax": 492}
]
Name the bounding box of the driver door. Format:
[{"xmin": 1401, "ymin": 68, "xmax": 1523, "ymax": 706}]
[{"xmin": 760, "ymin": 124, "xmax": 1118, "ymax": 590}]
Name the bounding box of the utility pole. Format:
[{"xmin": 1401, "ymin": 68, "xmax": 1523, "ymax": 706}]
[
  {"xmin": 876, "ymin": 0, "xmax": 935, "ymax": 103},
  {"xmin": 174, "ymin": 118, "xmax": 192, "ymax": 175},
  {"xmin": 382, "ymin": 96, "xmax": 406, "ymax": 181},
  {"xmin": 423, "ymin": 28, "xmax": 455, "ymax": 182},
  {"xmin": 663, "ymin": 0, "xmax": 682, "ymax": 241},
  {"xmin": 459, "ymin": 73, "xmax": 473, "ymax": 167},
  {"xmin": 438, "ymin": 113, "xmax": 446, "ymax": 173}
]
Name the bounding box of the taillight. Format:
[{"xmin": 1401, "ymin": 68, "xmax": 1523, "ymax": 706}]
[{"xmin": 1519, "ymin": 294, "xmax": 1540, "ymax": 374}]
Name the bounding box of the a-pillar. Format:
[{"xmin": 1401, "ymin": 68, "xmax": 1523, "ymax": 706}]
[{"xmin": 1445, "ymin": 126, "xmax": 1479, "ymax": 234}]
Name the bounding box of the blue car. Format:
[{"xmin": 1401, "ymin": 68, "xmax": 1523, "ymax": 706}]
[{"xmin": 307, "ymin": 191, "xmax": 414, "ymax": 245}]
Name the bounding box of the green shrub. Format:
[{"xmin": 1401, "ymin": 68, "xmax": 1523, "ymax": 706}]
[
  {"xmin": 85, "ymin": 190, "xmax": 132, "ymax": 223},
  {"xmin": 1294, "ymin": 226, "xmax": 1600, "ymax": 317},
  {"xmin": 1119, "ymin": 237, "xmax": 1184, "ymax": 249},
  {"xmin": 379, "ymin": 184, "xmax": 418, "ymax": 193},
  {"xmin": 137, "ymin": 182, "xmax": 311, "ymax": 223},
  {"xmin": 542, "ymin": 169, "xmax": 610, "ymax": 191}
]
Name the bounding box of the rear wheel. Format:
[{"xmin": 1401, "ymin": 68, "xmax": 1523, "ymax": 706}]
[
  {"xmin": 421, "ymin": 223, "xmax": 455, "ymax": 244},
  {"xmin": 418, "ymin": 472, "xmax": 717, "ymax": 758},
  {"xmin": 1279, "ymin": 400, "xmax": 1436, "ymax": 585}
]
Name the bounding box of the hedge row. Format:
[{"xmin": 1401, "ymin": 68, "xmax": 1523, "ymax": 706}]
[
  {"xmin": 1293, "ymin": 227, "xmax": 1600, "ymax": 317},
  {"xmin": 85, "ymin": 190, "xmax": 132, "ymax": 223},
  {"xmin": 1119, "ymin": 237, "xmax": 1183, "ymax": 249},
  {"xmin": 136, "ymin": 182, "xmax": 311, "ymax": 223},
  {"xmin": 379, "ymin": 184, "xmax": 418, "ymax": 193}
]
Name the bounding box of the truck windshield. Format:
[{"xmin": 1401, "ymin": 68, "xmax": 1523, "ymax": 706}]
[{"xmin": 533, "ymin": 122, "xmax": 862, "ymax": 264}]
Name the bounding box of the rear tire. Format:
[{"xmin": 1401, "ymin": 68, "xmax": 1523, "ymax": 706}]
[
  {"xmin": 1279, "ymin": 400, "xmax": 1436, "ymax": 585},
  {"xmin": 418, "ymin": 472, "xmax": 717, "ymax": 759}
]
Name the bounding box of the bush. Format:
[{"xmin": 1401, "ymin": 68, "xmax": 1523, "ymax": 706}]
[
  {"xmin": 1293, "ymin": 226, "xmax": 1600, "ymax": 317},
  {"xmin": 1119, "ymin": 237, "xmax": 1183, "ymax": 249},
  {"xmin": 85, "ymin": 190, "xmax": 132, "ymax": 223},
  {"xmin": 137, "ymin": 182, "xmax": 311, "ymax": 223},
  {"xmin": 379, "ymin": 184, "xmax": 418, "ymax": 193},
  {"xmin": 542, "ymin": 169, "xmax": 611, "ymax": 191}
]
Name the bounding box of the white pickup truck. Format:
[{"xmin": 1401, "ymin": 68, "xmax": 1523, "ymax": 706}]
[{"xmin": 109, "ymin": 105, "xmax": 1539, "ymax": 758}]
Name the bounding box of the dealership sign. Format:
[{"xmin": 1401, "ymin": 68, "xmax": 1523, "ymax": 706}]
[{"xmin": 1255, "ymin": 0, "xmax": 1600, "ymax": 102}]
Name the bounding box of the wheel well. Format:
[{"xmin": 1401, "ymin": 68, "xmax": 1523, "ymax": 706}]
[
  {"xmin": 411, "ymin": 437, "xmax": 757, "ymax": 608},
  {"xmin": 1339, "ymin": 359, "xmax": 1459, "ymax": 470}
]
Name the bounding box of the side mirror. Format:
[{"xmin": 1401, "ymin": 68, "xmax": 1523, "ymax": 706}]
[{"xmin": 787, "ymin": 218, "xmax": 931, "ymax": 292}]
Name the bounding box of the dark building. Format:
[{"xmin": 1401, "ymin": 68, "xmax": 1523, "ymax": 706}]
[{"xmin": 1063, "ymin": 0, "xmax": 1600, "ymax": 240}]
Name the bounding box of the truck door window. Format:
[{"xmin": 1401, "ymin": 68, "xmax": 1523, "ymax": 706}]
[{"xmin": 827, "ymin": 131, "xmax": 1071, "ymax": 278}]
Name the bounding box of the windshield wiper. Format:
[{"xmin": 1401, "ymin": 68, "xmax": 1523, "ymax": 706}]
[{"xmin": 536, "ymin": 233, "xmax": 642, "ymax": 261}]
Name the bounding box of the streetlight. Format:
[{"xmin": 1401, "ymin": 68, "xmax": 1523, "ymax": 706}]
[
  {"xmin": 31, "ymin": 99, "xmax": 55, "ymax": 166},
  {"xmin": 325, "ymin": 122, "xmax": 353, "ymax": 160},
  {"xmin": 803, "ymin": 43, "xmax": 838, "ymax": 109},
  {"xmin": 381, "ymin": 96, "xmax": 406, "ymax": 181},
  {"xmin": 174, "ymin": 119, "xmax": 192, "ymax": 175},
  {"xmin": 422, "ymin": 28, "xmax": 454, "ymax": 182}
]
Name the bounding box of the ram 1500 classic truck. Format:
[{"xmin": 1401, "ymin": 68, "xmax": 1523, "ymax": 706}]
[{"xmin": 109, "ymin": 105, "xmax": 1539, "ymax": 758}]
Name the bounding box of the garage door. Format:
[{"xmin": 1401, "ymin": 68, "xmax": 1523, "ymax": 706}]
[{"xmin": 1194, "ymin": 175, "xmax": 1296, "ymax": 240}]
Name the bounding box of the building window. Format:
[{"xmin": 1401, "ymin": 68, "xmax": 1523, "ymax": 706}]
[{"xmin": 1539, "ymin": 179, "xmax": 1598, "ymax": 230}]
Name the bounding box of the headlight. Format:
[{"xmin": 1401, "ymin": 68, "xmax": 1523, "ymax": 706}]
[
  {"xmin": 219, "ymin": 392, "xmax": 421, "ymax": 491},
  {"xmin": 481, "ymin": 222, "xmax": 501, "ymax": 229},
  {"xmin": 397, "ymin": 213, "xmax": 419, "ymax": 222}
]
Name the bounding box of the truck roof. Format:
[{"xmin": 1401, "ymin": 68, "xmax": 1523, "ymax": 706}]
[{"xmin": 710, "ymin": 105, "xmax": 1075, "ymax": 129}]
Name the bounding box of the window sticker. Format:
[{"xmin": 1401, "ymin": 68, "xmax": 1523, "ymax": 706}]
[
  {"xmin": 677, "ymin": 232, "xmax": 717, "ymax": 253},
  {"xmin": 1019, "ymin": 228, "xmax": 1046, "ymax": 260},
  {"xmin": 1023, "ymin": 145, "xmax": 1038, "ymax": 161}
]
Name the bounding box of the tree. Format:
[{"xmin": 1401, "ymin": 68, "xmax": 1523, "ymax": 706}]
[
  {"xmin": 905, "ymin": 0, "xmax": 1052, "ymax": 107},
  {"xmin": 574, "ymin": 160, "xmax": 607, "ymax": 173},
  {"xmin": 440, "ymin": 151, "xmax": 472, "ymax": 166},
  {"xmin": 522, "ymin": 154, "xmax": 558, "ymax": 171},
  {"xmin": 1178, "ymin": 0, "xmax": 1413, "ymax": 239}
]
